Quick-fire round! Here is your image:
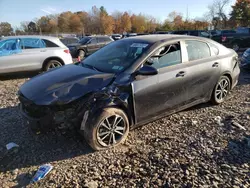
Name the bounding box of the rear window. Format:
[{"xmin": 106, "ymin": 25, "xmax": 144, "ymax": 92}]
[
  {"xmin": 186, "ymin": 40, "xmax": 211, "ymax": 61},
  {"xmin": 42, "ymin": 39, "xmax": 59, "ymax": 48}
]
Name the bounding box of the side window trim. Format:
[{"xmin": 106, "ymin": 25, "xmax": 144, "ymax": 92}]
[{"xmin": 208, "ymin": 42, "xmax": 220, "ymax": 56}]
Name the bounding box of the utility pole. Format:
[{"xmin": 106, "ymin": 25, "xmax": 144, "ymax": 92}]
[{"xmin": 186, "ymin": 5, "xmax": 189, "ymax": 22}]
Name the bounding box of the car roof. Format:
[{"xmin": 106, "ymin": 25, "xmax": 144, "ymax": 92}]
[
  {"xmin": 122, "ymin": 34, "xmax": 210, "ymax": 43},
  {"xmin": 2, "ymin": 35, "xmax": 60, "ymax": 41}
]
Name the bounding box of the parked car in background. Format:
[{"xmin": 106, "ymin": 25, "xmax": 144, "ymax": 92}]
[
  {"xmin": 155, "ymin": 31, "xmax": 170, "ymax": 34},
  {"xmin": 211, "ymin": 30, "xmax": 236, "ymax": 43},
  {"xmin": 111, "ymin": 34, "xmax": 122, "ymax": 40},
  {"xmin": 211, "ymin": 28, "xmax": 250, "ymax": 51},
  {"xmin": 67, "ymin": 35, "xmax": 114, "ymax": 59},
  {"xmin": 209, "ymin": 30, "xmax": 220, "ymax": 37},
  {"xmin": 18, "ymin": 35, "xmax": 240, "ymax": 150},
  {"xmin": 124, "ymin": 33, "xmax": 137, "ymax": 38},
  {"xmin": 171, "ymin": 30, "xmax": 211, "ymax": 38},
  {"xmin": 60, "ymin": 37, "xmax": 79, "ymax": 46},
  {"xmin": 241, "ymin": 48, "xmax": 250, "ymax": 69},
  {"xmin": 137, "ymin": 33, "xmax": 150, "ymax": 36},
  {"xmin": 0, "ymin": 36, "xmax": 72, "ymax": 74}
]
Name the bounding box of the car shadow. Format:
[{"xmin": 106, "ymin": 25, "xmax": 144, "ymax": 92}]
[
  {"xmin": 0, "ymin": 72, "xmax": 39, "ymax": 81},
  {"xmin": 0, "ymin": 106, "xmax": 93, "ymax": 175},
  {"xmin": 214, "ymin": 136, "xmax": 250, "ymax": 166},
  {"xmin": 238, "ymin": 68, "xmax": 250, "ymax": 85}
]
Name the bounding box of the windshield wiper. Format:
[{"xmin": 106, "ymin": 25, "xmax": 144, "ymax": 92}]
[{"xmin": 82, "ymin": 63, "xmax": 102, "ymax": 72}]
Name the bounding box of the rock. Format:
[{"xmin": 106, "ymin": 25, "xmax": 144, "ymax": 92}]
[
  {"xmin": 214, "ymin": 116, "xmax": 224, "ymax": 126},
  {"xmin": 221, "ymin": 164, "xmax": 231, "ymax": 170},
  {"xmin": 192, "ymin": 120, "xmax": 198, "ymax": 126},
  {"xmin": 11, "ymin": 169, "xmax": 18, "ymax": 176},
  {"xmin": 154, "ymin": 153, "xmax": 162, "ymax": 159},
  {"xmin": 231, "ymin": 121, "xmax": 246, "ymax": 130},
  {"xmin": 85, "ymin": 181, "xmax": 98, "ymax": 188}
]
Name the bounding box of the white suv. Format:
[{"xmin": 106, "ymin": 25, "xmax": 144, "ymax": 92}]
[{"xmin": 0, "ymin": 35, "xmax": 73, "ymax": 74}]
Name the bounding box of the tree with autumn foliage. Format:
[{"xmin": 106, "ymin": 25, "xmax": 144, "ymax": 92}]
[
  {"xmin": 121, "ymin": 12, "xmax": 132, "ymax": 32},
  {"xmin": 230, "ymin": 0, "xmax": 250, "ymax": 27},
  {"xmin": 100, "ymin": 6, "xmax": 115, "ymax": 34},
  {"xmin": 14, "ymin": 5, "xmax": 213, "ymax": 35},
  {"xmin": 58, "ymin": 11, "xmax": 73, "ymax": 32},
  {"xmin": 131, "ymin": 14, "xmax": 147, "ymax": 33}
]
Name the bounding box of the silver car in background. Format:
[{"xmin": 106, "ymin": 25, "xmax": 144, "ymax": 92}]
[{"xmin": 0, "ymin": 36, "xmax": 73, "ymax": 74}]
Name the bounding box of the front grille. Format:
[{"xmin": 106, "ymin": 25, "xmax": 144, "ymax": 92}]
[{"xmin": 19, "ymin": 94, "xmax": 50, "ymax": 118}]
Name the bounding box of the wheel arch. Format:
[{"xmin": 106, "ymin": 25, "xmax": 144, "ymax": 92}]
[
  {"xmin": 42, "ymin": 56, "xmax": 65, "ymax": 70},
  {"xmin": 221, "ymin": 72, "xmax": 233, "ymax": 89}
]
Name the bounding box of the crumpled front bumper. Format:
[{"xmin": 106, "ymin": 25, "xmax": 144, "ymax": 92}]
[{"xmin": 19, "ymin": 103, "xmax": 55, "ymax": 132}]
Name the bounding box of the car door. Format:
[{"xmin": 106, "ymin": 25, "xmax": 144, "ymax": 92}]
[
  {"xmin": 87, "ymin": 37, "xmax": 99, "ymax": 54},
  {"xmin": 18, "ymin": 38, "xmax": 47, "ymax": 71},
  {"xmin": 182, "ymin": 40, "xmax": 222, "ymax": 104},
  {"xmin": 132, "ymin": 41, "xmax": 192, "ymax": 123},
  {"xmin": 0, "ymin": 38, "xmax": 24, "ymax": 73},
  {"xmin": 97, "ymin": 37, "xmax": 106, "ymax": 48}
]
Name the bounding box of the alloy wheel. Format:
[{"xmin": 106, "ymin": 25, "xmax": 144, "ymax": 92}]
[
  {"xmin": 97, "ymin": 115, "xmax": 126, "ymax": 147},
  {"xmin": 48, "ymin": 62, "xmax": 62, "ymax": 69},
  {"xmin": 215, "ymin": 78, "xmax": 230, "ymax": 101}
]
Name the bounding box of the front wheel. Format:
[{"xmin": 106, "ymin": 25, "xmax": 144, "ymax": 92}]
[
  {"xmin": 83, "ymin": 108, "xmax": 129, "ymax": 151},
  {"xmin": 211, "ymin": 76, "xmax": 231, "ymax": 105}
]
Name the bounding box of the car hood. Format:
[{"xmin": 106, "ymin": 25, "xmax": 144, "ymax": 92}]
[{"xmin": 19, "ymin": 64, "xmax": 115, "ymax": 105}]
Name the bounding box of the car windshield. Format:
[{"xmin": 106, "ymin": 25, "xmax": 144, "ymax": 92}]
[
  {"xmin": 79, "ymin": 37, "xmax": 91, "ymax": 44},
  {"xmin": 82, "ymin": 39, "xmax": 151, "ymax": 73}
]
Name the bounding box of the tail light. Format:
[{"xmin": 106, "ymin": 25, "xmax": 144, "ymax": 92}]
[
  {"xmin": 64, "ymin": 49, "xmax": 70, "ymax": 54},
  {"xmin": 221, "ymin": 36, "xmax": 227, "ymax": 42}
]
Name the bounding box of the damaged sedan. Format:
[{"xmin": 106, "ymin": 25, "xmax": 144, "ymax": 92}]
[{"xmin": 18, "ymin": 35, "xmax": 240, "ymax": 150}]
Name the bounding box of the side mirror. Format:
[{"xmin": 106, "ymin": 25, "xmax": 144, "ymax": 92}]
[{"xmin": 137, "ymin": 65, "xmax": 158, "ymax": 76}]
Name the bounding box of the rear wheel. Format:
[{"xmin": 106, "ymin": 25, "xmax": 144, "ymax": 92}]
[
  {"xmin": 211, "ymin": 76, "xmax": 231, "ymax": 104},
  {"xmin": 83, "ymin": 108, "xmax": 129, "ymax": 151},
  {"xmin": 44, "ymin": 60, "xmax": 62, "ymax": 71}
]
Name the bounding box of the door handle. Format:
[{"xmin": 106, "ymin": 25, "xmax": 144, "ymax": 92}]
[
  {"xmin": 212, "ymin": 62, "xmax": 219, "ymax": 67},
  {"xmin": 176, "ymin": 71, "xmax": 186, "ymax": 77},
  {"xmin": 40, "ymin": 50, "xmax": 47, "ymax": 52}
]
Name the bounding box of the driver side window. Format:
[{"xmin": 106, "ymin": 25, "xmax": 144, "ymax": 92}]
[{"xmin": 147, "ymin": 42, "xmax": 181, "ymax": 69}]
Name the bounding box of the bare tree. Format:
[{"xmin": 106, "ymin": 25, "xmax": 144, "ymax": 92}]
[{"xmin": 207, "ymin": 0, "xmax": 231, "ymax": 29}]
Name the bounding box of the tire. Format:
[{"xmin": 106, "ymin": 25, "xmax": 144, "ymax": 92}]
[
  {"xmin": 78, "ymin": 50, "xmax": 85, "ymax": 60},
  {"xmin": 83, "ymin": 108, "xmax": 130, "ymax": 151},
  {"xmin": 232, "ymin": 43, "xmax": 240, "ymax": 52},
  {"xmin": 44, "ymin": 60, "xmax": 62, "ymax": 71},
  {"xmin": 211, "ymin": 76, "xmax": 231, "ymax": 105}
]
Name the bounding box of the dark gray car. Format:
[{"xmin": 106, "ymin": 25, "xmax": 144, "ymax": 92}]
[{"xmin": 19, "ymin": 35, "xmax": 240, "ymax": 150}]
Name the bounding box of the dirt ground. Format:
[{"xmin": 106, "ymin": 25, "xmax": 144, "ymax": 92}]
[{"xmin": 0, "ymin": 68, "xmax": 249, "ymax": 188}]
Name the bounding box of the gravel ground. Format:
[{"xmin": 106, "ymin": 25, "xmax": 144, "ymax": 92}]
[{"xmin": 0, "ymin": 69, "xmax": 249, "ymax": 188}]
